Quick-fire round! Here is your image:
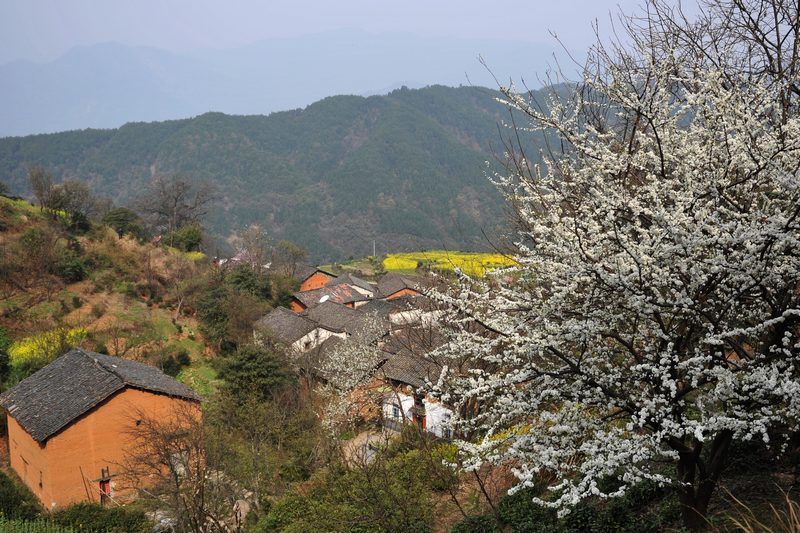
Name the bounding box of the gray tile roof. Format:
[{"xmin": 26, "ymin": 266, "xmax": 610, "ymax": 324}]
[
  {"xmin": 295, "ymin": 265, "xmax": 337, "ymax": 283},
  {"xmin": 325, "ymin": 273, "xmax": 375, "ymax": 295},
  {"xmin": 0, "ymin": 349, "xmax": 201, "ymax": 443},
  {"xmin": 377, "ymin": 273, "xmax": 420, "ymax": 298},
  {"xmin": 379, "ymin": 352, "xmax": 443, "ymax": 389},
  {"xmin": 303, "ymin": 301, "xmax": 365, "ymax": 334},
  {"xmin": 358, "ymin": 299, "xmax": 402, "ymax": 318},
  {"xmin": 377, "ymin": 324, "xmax": 447, "ymax": 388},
  {"xmin": 255, "ymin": 306, "xmax": 318, "ymax": 344}
]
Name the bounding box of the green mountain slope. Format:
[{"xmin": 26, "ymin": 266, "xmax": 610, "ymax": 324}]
[{"xmin": 0, "ymin": 85, "xmax": 540, "ymax": 260}]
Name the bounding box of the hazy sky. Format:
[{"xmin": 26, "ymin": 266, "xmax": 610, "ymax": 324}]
[{"xmin": 1, "ymin": 0, "xmax": 651, "ymax": 64}]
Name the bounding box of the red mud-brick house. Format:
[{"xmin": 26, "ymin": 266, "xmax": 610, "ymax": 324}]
[
  {"xmin": 297, "ymin": 266, "xmax": 337, "ymax": 292},
  {"xmin": 376, "ymin": 273, "xmax": 421, "ymax": 300},
  {"xmin": 0, "ymin": 349, "xmax": 201, "ymax": 509}
]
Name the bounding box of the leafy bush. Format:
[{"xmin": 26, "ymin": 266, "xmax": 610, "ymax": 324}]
[
  {"xmin": 0, "ymin": 470, "xmax": 41, "ymax": 520},
  {"xmin": 161, "ymin": 354, "xmax": 182, "ymax": 377},
  {"xmin": 52, "ymin": 252, "xmax": 88, "ymax": 283},
  {"xmin": 102, "ymin": 207, "xmax": 145, "ymax": 239},
  {"xmin": 51, "ymin": 502, "xmax": 150, "ymax": 532},
  {"xmin": 0, "ymin": 326, "xmax": 11, "ymax": 383},
  {"xmin": 451, "ymin": 515, "xmax": 501, "ymax": 533},
  {"xmin": 168, "ymin": 224, "xmax": 203, "ymax": 252},
  {"xmin": 175, "ymin": 349, "xmax": 191, "ymax": 366},
  {"xmin": 0, "ymin": 517, "xmax": 79, "ymax": 532},
  {"xmin": 261, "ymin": 448, "xmax": 438, "ymax": 532},
  {"xmin": 455, "ymin": 478, "xmax": 680, "ymax": 533},
  {"xmin": 225, "ymin": 265, "xmax": 271, "ymax": 300},
  {"xmin": 220, "ymin": 345, "xmax": 293, "ymax": 403}
]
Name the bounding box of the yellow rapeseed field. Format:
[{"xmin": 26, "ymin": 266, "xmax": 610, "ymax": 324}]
[
  {"xmin": 383, "ymin": 250, "xmax": 516, "ymax": 277},
  {"xmin": 9, "ymin": 327, "xmax": 88, "ymax": 366}
]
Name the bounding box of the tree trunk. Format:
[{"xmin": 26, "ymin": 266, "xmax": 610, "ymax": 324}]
[{"xmin": 675, "ymin": 431, "xmax": 733, "ymax": 531}]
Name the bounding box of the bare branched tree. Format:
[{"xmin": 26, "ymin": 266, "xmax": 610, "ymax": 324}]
[
  {"xmin": 118, "ymin": 402, "xmax": 243, "ymax": 533},
  {"xmin": 137, "ymin": 174, "xmax": 216, "ymax": 242}
]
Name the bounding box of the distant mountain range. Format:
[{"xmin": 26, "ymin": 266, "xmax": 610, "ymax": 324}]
[
  {"xmin": 0, "ymin": 85, "xmax": 552, "ymax": 261},
  {"xmin": 0, "ymin": 30, "xmax": 565, "ymax": 137}
]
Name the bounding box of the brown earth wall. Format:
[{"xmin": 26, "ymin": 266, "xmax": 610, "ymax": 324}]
[{"xmin": 6, "ymin": 387, "xmax": 199, "ymax": 509}]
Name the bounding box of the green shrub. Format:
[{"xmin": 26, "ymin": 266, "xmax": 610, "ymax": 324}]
[
  {"xmin": 51, "ymin": 502, "xmax": 149, "ymax": 532},
  {"xmin": 451, "ymin": 515, "xmax": 501, "ymax": 533},
  {"xmin": 168, "ymin": 224, "xmax": 203, "ymax": 252},
  {"xmin": 90, "ymin": 303, "xmax": 106, "ymax": 318},
  {"xmin": 113, "ymin": 281, "xmax": 137, "ymax": 298},
  {"xmin": 175, "ymin": 349, "xmax": 191, "ymax": 366},
  {"xmin": 102, "ymin": 208, "xmax": 145, "ymax": 239},
  {"xmin": 497, "ymin": 487, "xmax": 557, "ymax": 531},
  {"xmin": 161, "ymin": 354, "xmax": 181, "ymax": 377},
  {"xmin": 0, "ymin": 470, "xmax": 42, "ymax": 520},
  {"xmin": 0, "ymin": 326, "xmax": 11, "ymax": 383},
  {"xmin": 0, "ymin": 517, "xmax": 79, "ymax": 532}
]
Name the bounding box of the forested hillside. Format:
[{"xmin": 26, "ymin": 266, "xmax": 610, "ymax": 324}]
[{"xmin": 0, "ymin": 85, "xmax": 544, "ymax": 260}]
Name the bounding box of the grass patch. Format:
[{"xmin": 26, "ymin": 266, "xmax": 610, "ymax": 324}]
[{"xmin": 178, "ymin": 363, "xmax": 220, "ymax": 397}]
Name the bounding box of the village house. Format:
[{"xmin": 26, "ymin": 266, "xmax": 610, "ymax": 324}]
[
  {"xmin": 324, "ymin": 273, "xmax": 376, "ymax": 298},
  {"xmin": 376, "ymin": 273, "xmax": 421, "ymax": 300},
  {"xmin": 376, "ymin": 330, "xmax": 452, "ymax": 438},
  {"xmin": 0, "ymin": 349, "xmax": 201, "ymax": 509},
  {"xmin": 290, "ymin": 283, "xmax": 371, "ymax": 312},
  {"xmin": 296, "ymin": 266, "xmax": 337, "ymax": 292},
  {"xmin": 276, "ymin": 267, "xmax": 453, "ymax": 439},
  {"xmin": 254, "ymin": 305, "xmax": 349, "ymax": 352},
  {"xmin": 303, "ymin": 300, "xmax": 372, "ymax": 335}
]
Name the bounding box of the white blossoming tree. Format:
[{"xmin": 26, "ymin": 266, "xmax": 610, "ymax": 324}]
[{"xmin": 433, "ymin": 1, "xmax": 800, "ymax": 530}]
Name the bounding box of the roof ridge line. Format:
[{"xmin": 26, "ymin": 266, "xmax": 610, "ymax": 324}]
[{"xmin": 83, "ymin": 350, "xmax": 127, "ymax": 386}]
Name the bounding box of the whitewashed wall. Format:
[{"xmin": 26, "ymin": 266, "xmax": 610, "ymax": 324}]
[
  {"xmin": 423, "ymin": 398, "xmax": 452, "ymax": 438},
  {"xmin": 382, "ymin": 391, "xmax": 414, "ymax": 420}
]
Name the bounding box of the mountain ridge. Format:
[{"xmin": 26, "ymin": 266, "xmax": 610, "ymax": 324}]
[{"xmin": 0, "ymin": 84, "xmax": 549, "ymax": 261}]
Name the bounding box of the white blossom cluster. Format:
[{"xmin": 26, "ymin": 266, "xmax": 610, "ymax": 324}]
[{"xmin": 430, "ymin": 32, "xmax": 800, "ymax": 514}]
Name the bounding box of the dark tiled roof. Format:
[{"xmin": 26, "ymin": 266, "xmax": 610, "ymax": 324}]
[
  {"xmin": 295, "ymin": 265, "xmax": 337, "ymax": 283},
  {"xmin": 0, "ymin": 349, "xmax": 201, "ymax": 443},
  {"xmin": 325, "ymin": 273, "xmax": 375, "ymax": 295},
  {"xmin": 375, "ymin": 325, "xmax": 447, "ymax": 389},
  {"xmin": 358, "ymin": 299, "xmax": 402, "ymax": 318},
  {"xmin": 255, "ymin": 307, "xmax": 318, "ymax": 344},
  {"xmin": 377, "ymin": 273, "xmax": 419, "ymax": 298},
  {"xmin": 379, "ymin": 352, "xmax": 443, "ymax": 389},
  {"xmin": 303, "ymin": 301, "xmax": 365, "ymax": 334}
]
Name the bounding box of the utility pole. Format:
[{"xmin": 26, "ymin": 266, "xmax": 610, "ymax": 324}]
[{"xmin": 373, "ymin": 240, "xmax": 376, "ymax": 257}]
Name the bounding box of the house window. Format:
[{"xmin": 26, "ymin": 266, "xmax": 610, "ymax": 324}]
[
  {"xmin": 442, "ymin": 415, "xmax": 453, "ymax": 440},
  {"xmin": 392, "ymin": 404, "xmax": 401, "ymax": 419}
]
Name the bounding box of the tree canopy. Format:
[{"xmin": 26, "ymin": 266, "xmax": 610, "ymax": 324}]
[{"xmin": 433, "ymin": 1, "xmax": 800, "ymax": 530}]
